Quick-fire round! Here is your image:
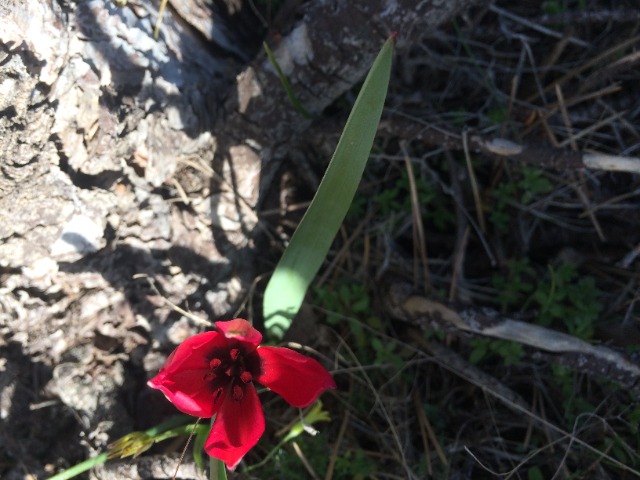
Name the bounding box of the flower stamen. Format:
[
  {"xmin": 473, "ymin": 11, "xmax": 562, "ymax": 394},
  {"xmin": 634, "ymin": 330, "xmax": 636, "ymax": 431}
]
[
  {"xmin": 213, "ymin": 387, "xmax": 224, "ymax": 405},
  {"xmin": 232, "ymin": 384, "xmax": 244, "ymax": 401}
]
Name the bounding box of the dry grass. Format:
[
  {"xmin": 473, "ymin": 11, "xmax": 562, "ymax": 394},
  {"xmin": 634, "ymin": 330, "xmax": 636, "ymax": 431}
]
[{"xmin": 247, "ymin": 1, "xmax": 640, "ymax": 479}]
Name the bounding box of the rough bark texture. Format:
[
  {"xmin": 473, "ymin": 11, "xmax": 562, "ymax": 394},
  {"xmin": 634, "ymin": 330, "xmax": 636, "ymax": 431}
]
[
  {"xmin": 218, "ymin": 0, "xmax": 481, "ymax": 211},
  {"xmin": 91, "ymin": 455, "xmax": 207, "ymax": 479},
  {"xmin": 0, "ymin": 0, "xmax": 482, "ymax": 477}
]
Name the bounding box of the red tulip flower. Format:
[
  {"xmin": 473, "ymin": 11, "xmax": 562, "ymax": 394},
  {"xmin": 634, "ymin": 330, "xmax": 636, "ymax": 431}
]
[{"xmin": 148, "ymin": 319, "xmax": 336, "ymax": 469}]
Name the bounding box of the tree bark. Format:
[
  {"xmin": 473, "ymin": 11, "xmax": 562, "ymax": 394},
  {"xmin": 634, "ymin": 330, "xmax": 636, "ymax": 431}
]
[{"xmin": 0, "ymin": 0, "xmax": 484, "ymax": 476}]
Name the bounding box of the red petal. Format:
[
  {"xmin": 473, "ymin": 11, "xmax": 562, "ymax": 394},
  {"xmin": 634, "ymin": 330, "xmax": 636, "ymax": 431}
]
[
  {"xmin": 161, "ymin": 331, "xmax": 227, "ymax": 373},
  {"xmin": 215, "ymin": 319, "xmax": 262, "ymax": 352},
  {"xmin": 147, "ymin": 331, "xmax": 229, "ymax": 418},
  {"xmin": 256, "ymin": 347, "xmax": 336, "ymax": 407},
  {"xmin": 148, "ymin": 370, "xmax": 227, "ymax": 418},
  {"xmin": 205, "ymin": 383, "xmax": 265, "ymax": 470}
]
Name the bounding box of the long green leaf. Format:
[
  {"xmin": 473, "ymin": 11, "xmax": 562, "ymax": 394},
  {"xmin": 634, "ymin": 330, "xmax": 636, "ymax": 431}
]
[
  {"xmin": 263, "ymin": 41, "xmax": 314, "ymax": 119},
  {"xmin": 263, "ymin": 36, "xmax": 395, "ymax": 339}
]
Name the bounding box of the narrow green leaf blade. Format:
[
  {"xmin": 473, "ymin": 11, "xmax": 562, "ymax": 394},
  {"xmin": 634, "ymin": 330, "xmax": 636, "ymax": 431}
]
[
  {"xmin": 263, "ymin": 41, "xmax": 314, "ymax": 119},
  {"xmin": 263, "ymin": 36, "xmax": 395, "ymax": 338}
]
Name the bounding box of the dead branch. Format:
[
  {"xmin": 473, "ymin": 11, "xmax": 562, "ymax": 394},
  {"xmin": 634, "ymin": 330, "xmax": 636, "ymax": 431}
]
[
  {"xmin": 379, "ymin": 118, "xmax": 640, "ymax": 174},
  {"xmin": 386, "ymin": 282, "xmax": 640, "ymax": 394}
]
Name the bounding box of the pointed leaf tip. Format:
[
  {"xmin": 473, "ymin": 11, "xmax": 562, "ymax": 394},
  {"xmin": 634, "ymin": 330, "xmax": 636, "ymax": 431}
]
[{"xmin": 263, "ymin": 37, "xmax": 394, "ymax": 339}]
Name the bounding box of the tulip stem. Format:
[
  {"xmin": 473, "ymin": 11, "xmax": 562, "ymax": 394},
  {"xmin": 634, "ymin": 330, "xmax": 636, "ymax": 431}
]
[
  {"xmin": 48, "ymin": 415, "xmax": 195, "ymax": 480},
  {"xmin": 209, "ymin": 416, "xmax": 228, "ymax": 480},
  {"xmin": 47, "ymin": 453, "xmax": 109, "ymax": 480},
  {"xmin": 210, "ymin": 457, "xmax": 227, "ymax": 480}
]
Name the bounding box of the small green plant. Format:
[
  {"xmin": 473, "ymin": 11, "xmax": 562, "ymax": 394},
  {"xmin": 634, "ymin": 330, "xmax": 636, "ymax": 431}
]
[
  {"xmin": 333, "ymin": 449, "xmax": 375, "ymax": 479},
  {"xmin": 313, "ymin": 281, "xmax": 370, "ymax": 338},
  {"xmin": 530, "ymin": 262, "xmax": 602, "ymax": 340},
  {"xmin": 485, "ymin": 104, "xmax": 507, "ymax": 125},
  {"xmin": 381, "ymin": 169, "xmax": 437, "ymax": 216},
  {"xmin": 468, "ymin": 338, "xmax": 524, "ymax": 365},
  {"xmin": 490, "ymin": 166, "xmax": 553, "ymax": 232},
  {"xmin": 492, "ymin": 260, "xmax": 601, "ymax": 340},
  {"xmin": 625, "ymin": 404, "xmax": 640, "ymax": 434},
  {"xmin": 314, "ymin": 282, "xmax": 370, "ymax": 325},
  {"xmin": 314, "ymin": 282, "xmax": 370, "ymax": 353},
  {"xmin": 519, "ymin": 167, "xmax": 553, "ymax": 204},
  {"xmin": 492, "ymin": 258, "xmax": 536, "ymax": 311},
  {"xmin": 356, "ymin": 166, "xmax": 454, "ymax": 231},
  {"xmin": 527, "ymin": 465, "xmax": 545, "ymax": 480},
  {"xmin": 371, "ymin": 337, "xmax": 404, "ymax": 369},
  {"xmin": 541, "ymin": 0, "xmax": 586, "ymax": 16},
  {"xmin": 551, "ymin": 365, "xmax": 595, "ymax": 425},
  {"xmin": 541, "ymin": 0, "xmax": 566, "ymax": 15},
  {"xmin": 253, "ymin": 432, "xmax": 334, "ymax": 479},
  {"xmin": 314, "ymin": 281, "xmax": 405, "ymax": 368},
  {"xmin": 483, "ymin": 259, "xmax": 602, "ymax": 365}
]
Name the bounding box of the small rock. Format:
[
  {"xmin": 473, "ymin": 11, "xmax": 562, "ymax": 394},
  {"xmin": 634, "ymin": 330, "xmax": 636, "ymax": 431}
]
[{"xmin": 50, "ymin": 214, "xmax": 105, "ymax": 260}]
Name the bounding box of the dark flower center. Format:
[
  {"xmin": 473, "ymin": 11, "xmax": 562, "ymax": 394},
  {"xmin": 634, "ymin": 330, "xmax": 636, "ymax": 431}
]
[{"xmin": 206, "ymin": 345, "xmax": 259, "ymax": 404}]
